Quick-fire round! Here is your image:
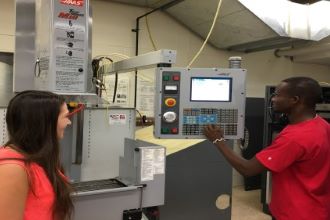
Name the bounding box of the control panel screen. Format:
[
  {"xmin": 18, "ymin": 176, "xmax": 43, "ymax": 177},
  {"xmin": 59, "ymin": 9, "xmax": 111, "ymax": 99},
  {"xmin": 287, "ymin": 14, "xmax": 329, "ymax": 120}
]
[
  {"xmin": 190, "ymin": 77, "xmax": 232, "ymax": 102},
  {"xmin": 164, "ymin": 85, "xmax": 178, "ymax": 94}
]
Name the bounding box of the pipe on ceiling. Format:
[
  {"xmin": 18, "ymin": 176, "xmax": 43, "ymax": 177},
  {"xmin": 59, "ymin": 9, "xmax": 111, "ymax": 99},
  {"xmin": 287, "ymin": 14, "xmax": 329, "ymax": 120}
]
[{"xmin": 274, "ymin": 43, "xmax": 330, "ymax": 57}]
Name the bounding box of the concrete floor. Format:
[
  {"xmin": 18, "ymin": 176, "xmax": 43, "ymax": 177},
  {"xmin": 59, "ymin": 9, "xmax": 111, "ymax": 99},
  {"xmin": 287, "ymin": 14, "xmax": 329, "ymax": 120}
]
[{"xmin": 232, "ymin": 186, "xmax": 272, "ymax": 220}]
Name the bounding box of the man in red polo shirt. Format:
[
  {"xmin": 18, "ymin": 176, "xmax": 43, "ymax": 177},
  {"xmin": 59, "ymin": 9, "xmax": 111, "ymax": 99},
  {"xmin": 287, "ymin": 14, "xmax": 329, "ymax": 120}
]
[{"xmin": 204, "ymin": 77, "xmax": 330, "ymax": 220}]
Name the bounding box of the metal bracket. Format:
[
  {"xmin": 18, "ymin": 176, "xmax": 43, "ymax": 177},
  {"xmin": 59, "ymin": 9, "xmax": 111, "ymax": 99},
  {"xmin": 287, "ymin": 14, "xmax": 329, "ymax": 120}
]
[{"xmin": 106, "ymin": 49, "xmax": 176, "ymax": 74}]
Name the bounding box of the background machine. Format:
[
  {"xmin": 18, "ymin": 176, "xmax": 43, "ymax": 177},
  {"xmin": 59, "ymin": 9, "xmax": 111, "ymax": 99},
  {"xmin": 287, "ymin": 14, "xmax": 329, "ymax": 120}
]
[{"xmin": 13, "ymin": 1, "xmax": 167, "ymax": 219}]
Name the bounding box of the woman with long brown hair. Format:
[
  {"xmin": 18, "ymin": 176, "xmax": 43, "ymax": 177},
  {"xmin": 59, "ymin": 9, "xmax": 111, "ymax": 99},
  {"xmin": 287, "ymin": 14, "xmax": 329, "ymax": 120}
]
[{"xmin": 0, "ymin": 90, "xmax": 74, "ymax": 220}]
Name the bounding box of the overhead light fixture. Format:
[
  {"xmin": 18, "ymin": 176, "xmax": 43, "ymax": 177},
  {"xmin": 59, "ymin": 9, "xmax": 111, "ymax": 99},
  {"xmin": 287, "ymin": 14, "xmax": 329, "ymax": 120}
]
[{"xmin": 239, "ymin": 0, "xmax": 330, "ymax": 41}]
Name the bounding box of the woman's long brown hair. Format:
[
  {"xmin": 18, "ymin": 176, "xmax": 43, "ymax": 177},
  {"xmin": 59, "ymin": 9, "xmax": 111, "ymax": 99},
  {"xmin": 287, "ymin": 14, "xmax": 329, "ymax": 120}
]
[{"xmin": 5, "ymin": 90, "xmax": 73, "ymax": 219}]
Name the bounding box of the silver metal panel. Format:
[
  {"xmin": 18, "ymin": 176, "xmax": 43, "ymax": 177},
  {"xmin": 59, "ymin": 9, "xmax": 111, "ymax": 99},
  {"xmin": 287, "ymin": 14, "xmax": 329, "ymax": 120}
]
[
  {"xmin": 0, "ymin": 60, "xmax": 14, "ymax": 107},
  {"xmin": 60, "ymin": 112, "xmax": 81, "ymax": 181},
  {"xmin": 107, "ymin": 49, "xmax": 176, "ymax": 74},
  {"xmin": 265, "ymin": 171, "xmax": 272, "ymax": 205},
  {"xmin": 80, "ymin": 108, "xmax": 136, "ymax": 181},
  {"xmin": 119, "ymin": 139, "xmax": 166, "ymax": 207},
  {"xmin": 60, "ymin": 108, "xmax": 136, "ymax": 182},
  {"xmin": 35, "ymin": 0, "xmax": 91, "ymax": 93},
  {"xmin": 14, "ymin": 0, "xmax": 95, "ymax": 92},
  {"xmin": 0, "ymin": 58, "xmax": 12, "ymax": 145},
  {"xmin": 73, "ymin": 139, "xmax": 166, "ymax": 220},
  {"xmin": 73, "ymin": 189, "xmax": 142, "ymax": 220},
  {"xmin": 74, "ymin": 185, "xmax": 139, "ymax": 196},
  {"xmin": 87, "ymin": 6, "xmax": 94, "ymax": 93},
  {"xmin": 13, "ymin": 0, "xmax": 36, "ymax": 92}
]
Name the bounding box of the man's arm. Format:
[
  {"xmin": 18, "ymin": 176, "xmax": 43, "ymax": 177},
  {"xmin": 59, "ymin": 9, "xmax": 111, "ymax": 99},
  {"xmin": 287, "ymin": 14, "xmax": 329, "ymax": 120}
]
[{"xmin": 204, "ymin": 124, "xmax": 266, "ymax": 177}]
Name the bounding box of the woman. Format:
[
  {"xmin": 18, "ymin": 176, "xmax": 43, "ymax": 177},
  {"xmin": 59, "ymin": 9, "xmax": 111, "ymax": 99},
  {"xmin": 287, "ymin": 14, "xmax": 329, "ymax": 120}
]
[{"xmin": 0, "ymin": 90, "xmax": 74, "ymax": 220}]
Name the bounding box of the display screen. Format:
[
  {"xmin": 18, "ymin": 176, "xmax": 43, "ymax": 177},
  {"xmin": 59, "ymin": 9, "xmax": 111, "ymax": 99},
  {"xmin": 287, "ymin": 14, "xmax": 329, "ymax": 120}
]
[
  {"xmin": 190, "ymin": 77, "xmax": 232, "ymax": 102},
  {"xmin": 164, "ymin": 84, "xmax": 178, "ymax": 94},
  {"xmin": 165, "ymin": 85, "xmax": 178, "ymax": 91}
]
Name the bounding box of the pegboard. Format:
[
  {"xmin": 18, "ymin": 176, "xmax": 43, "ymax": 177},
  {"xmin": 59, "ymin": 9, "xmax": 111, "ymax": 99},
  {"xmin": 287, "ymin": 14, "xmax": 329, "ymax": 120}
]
[{"xmin": 0, "ymin": 108, "xmax": 8, "ymax": 146}]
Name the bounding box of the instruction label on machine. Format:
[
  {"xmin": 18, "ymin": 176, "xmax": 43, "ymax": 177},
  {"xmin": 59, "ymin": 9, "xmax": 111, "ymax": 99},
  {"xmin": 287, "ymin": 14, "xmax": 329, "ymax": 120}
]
[
  {"xmin": 53, "ymin": 2, "xmax": 88, "ymax": 92},
  {"xmin": 136, "ymin": 77, "xmax": 155, "ymax": 117},
  {"xmin": 140, "ymin": 147, "xmax": 165, "ymax": 181},
  {"xmin": 109, "ymin": 114, "xmax": 127, "ymax": 125}
]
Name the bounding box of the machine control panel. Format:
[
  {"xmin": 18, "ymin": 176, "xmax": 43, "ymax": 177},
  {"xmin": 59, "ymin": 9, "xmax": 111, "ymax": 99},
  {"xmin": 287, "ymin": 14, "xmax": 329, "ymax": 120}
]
[
  {"xmin": 154, "ymin": 67, "xmax": 246, "ymax": 139},
  {"xmin": 159, "ymin": 71, "xmax": 181, "ymax": 135}
]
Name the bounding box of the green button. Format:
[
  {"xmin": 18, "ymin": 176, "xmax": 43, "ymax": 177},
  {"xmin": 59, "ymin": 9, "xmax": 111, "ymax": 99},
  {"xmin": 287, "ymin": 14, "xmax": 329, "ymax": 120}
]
[
  {"xmin": 161, "ymin": 128, "xmax": 170, "ymax": 134},
  {"xmin": 163, "ymin": 75, "xmax": 170, "ymax": 81}
]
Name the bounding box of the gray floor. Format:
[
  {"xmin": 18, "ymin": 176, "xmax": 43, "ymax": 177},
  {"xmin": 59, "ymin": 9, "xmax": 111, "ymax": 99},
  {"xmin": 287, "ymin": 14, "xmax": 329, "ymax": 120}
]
[{"xmin": 232, "ymin": 186, "xmax": 272, "ymax": 220}]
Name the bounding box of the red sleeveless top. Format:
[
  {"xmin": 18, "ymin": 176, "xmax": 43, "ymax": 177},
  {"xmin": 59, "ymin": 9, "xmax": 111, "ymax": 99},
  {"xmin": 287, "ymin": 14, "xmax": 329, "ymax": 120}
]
[{"xmin": 0, "ymin": 147, "xmax": 55, "ymax": 220}]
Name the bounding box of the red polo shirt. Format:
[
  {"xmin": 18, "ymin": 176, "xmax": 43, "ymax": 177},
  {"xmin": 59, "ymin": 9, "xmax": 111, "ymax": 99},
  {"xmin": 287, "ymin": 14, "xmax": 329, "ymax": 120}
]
[{"xmin": 256, "ymin": 116, "xmax": 330, "ymax": 220}]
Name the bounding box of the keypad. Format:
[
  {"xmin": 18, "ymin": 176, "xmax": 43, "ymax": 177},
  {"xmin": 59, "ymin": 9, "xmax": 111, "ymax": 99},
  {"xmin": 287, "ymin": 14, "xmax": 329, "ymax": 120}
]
[{"xmin": 182, "ymin": 108, "xmax": 238, "ymax": 135}]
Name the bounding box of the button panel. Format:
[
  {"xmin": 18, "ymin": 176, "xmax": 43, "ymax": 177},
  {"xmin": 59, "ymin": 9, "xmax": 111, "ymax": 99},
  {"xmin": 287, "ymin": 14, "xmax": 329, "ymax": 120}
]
[
  {"xmin": 160, "ymin": 71, "xmax": 180, "ymax": 135},
  {"xmin": 182, "ymin": 108, "xmax": 238, "ymax": 136}
]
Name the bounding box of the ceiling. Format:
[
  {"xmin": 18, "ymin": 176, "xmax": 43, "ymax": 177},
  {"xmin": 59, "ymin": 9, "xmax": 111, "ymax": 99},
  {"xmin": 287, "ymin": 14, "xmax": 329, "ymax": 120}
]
[
  {"xmin": 107, "ymin": 0, "xmax": 330, "ymax": 65},
  {"xmin": 108, "ymin": 0, "xmax": 316, "ymax": 52},
  {"xmin": 290, "ymin": 0, "xmax": 321, "ymax": 3}
]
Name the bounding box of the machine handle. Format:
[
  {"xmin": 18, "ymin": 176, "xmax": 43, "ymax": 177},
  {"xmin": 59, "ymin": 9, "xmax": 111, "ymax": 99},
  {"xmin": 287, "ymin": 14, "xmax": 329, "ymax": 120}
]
[{"xmin": 34, "ymin": 58, "xmax": 40, "ymax": 77}]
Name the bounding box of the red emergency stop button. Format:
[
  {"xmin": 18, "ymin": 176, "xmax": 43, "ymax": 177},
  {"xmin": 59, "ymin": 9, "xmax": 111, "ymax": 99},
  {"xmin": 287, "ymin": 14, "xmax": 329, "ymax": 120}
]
[{"xmin": 165, "ymin": 98, "xmax": 176, "ymax": 107}]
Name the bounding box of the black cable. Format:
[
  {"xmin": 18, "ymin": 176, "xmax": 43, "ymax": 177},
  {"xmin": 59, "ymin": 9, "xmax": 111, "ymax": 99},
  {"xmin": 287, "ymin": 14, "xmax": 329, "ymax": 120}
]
[
  {"xmin": 113, "ymin": 72, "xmax": 118, "ymax": 103},
  {"xmin": 136, "ymin": 109, "xmax": 144, "ymax": 127},
  {"xmin": 92, "ymin": 56, "xmax": 113, "ymax": 78},
  {"xmin": 91, "ymin": 56, "xmax": 114, "ymax": 97},
  {"xmin": 136, "ymin": 109, "xmax": 143, "ymax": 118}
]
